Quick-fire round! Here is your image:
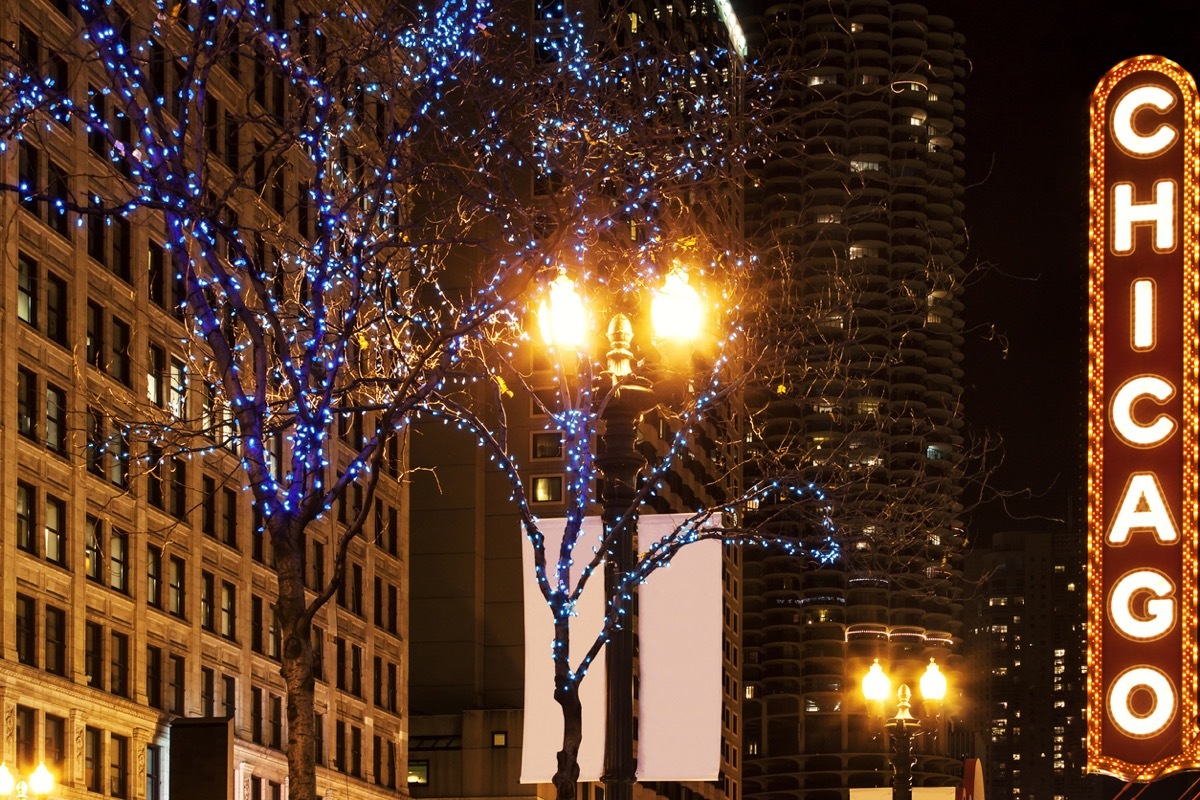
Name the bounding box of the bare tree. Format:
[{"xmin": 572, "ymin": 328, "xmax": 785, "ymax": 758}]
[{"xmin": 0, "ymin": 0, "xmax": 762, "ymax": 798}]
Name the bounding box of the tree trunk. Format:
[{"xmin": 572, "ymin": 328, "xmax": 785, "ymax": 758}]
[
  {"xmin": 274, "ymin": 525, "xmax": 319, "ymax": 800},
  {"xmin": 552, "ymin": 684, "xmax": 583, "ymax": 800}
]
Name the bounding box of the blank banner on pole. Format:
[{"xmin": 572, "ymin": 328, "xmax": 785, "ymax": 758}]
[
  {"xmin": 520, "ymin": 517, "xmax": 607, "ymax": 784},
  {"xmin": 520, "ymin": 514, "xmax": 722, "ymax": 783},
  {"xmin": 637, "ymin": 514, "xmax": 722, "ymax": 781}
]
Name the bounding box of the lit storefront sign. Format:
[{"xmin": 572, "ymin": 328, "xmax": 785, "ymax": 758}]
[{"xmin": 1088, "ymin": 56, "xmax": 1200, "ymax": 780}]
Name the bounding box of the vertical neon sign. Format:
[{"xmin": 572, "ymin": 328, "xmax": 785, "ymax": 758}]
[{"xmin": 1088, "ymin": 56, "xmax": 1200, "ymax": 780}]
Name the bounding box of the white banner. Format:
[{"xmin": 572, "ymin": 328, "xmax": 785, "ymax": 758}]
[{"xmin": 520, "ymin": 514, "xmax": 722, "ymax": 783}]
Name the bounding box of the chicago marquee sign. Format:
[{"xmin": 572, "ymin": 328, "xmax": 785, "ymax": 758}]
[{"xmin": 1088, "ymin": 56, "xmax": 1200, "ymax": 779}]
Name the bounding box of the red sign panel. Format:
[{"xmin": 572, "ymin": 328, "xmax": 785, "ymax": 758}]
[{"xmin": 1088, "ymin": 56, "xmax": 1200, "ymax": 780}]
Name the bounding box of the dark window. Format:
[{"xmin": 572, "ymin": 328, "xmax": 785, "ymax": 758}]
[
  {"xmin": 312, "ymin": 627, "xmax": 324, "ymax": 682},
  {"xmin": 168, "ymin": 654, "xmax": 185, "ymax": 714},
  {"xmin": 111, "ymin": 317, "xmax": 132, "ymax": 385},
  {"xmin": 146, "ymin": 645, "xmax": 163, "ymax": 709},
  {"xmin": 312, "ymin": 540, "xmax": 325, "ymax": 589},
  {"xmin": 85, "ymin": 621, "xmax": 104, "ymax": 688},
  {"xmin": 223, "ymin": 488, "xmax": 238, "ymax": 546},
  {"xmin": 110, "ymin": 631, "xmax": 129, "ymax": 697},
  {"xmin": 351, "ymin": 644, "xmax": 362, "ymax": 697},
  {"xmin": 269, "ymin": 693, "xmax": 283, "ymax": 748},
  {"xmin": 373, "ymin": 655, "xmax": 383, "ymax": 706},
  {"xmin": 351, "ymin": 725, "xmax": 362, "ymax": 777},
  {"xmin": 201, "ymin": 571, "xmax": 215, "ymax": 631},
  {"xmin": 46, "ymin": 160, "xmax": 70, "ymax": 237},
  {"xmin": 202, "ymin": 476, "xmax": 217, "ymax": 537},
  {"xmin": 111, "ymin": 428, "xmax": 130, "ymax": 488},
  {"xmin": 335, "ymin": 720, "xmax": 346, "ymax": 772},
  {"xmin": 16, "ymin": 594, "xmax": 36, "ymax": 666},
  {"xmin": 85, "ymin": 727, "xmax": 102, "ymax": 792},
  {"xmin": 45, "ymin": 605, "xmax": 66, "ymax": 675},
  {"xmin": 45, "ymin": 714, "xmax": 66, "ymax": 774},
  {"xmin": 111, "ymin": 529, "xmax": 129, "ymax": 592},
  {"xmin": 87, "ymin": 301, "xmax": 105, "ymax": 369},
  {"xmin": 387, "ymin": 662, "xmax": 398, "ymax": 712},
  {"xmin": 251, "ymin": 595, "xmax": 264, "ymax": 653},
  {"xmin": 201, "ymin": 667, "xmax": 215, "ymax": 716},
  {"xmin": 268, "ymin": 605, "xmax": 280, "ymax": 660},
  {"xmin": 45, "ymin": 384, "xmax": 66, "ymax": 455},
  {"xmin": 44, "ymin": 494, "xmax": 65, "ymax": 566},
  {"xmin": 251, "ymin": 686, "xmax": 263, "ymax": 743},
  {"xmin": 147, "ymin": 545, "xmax": 163, "ymax": 608},
  {"xmin": 168, "ymin": 456, "xmax": 188, "ymax": 519},
  {"xmin": 146, "ymin": 745, "xmax": 161, "ymax": 800},
  {"xmin": 315, "ymin": 713, "xmax": 325, "ymax": 765},
  {"xmin": 335, "ymin": 637, "xmax": 346, "ymax": 690},
  {"xmin": 374, "ymin": 577, "xmax": 384, "ymax": 627},
  {"xmin": 147, "ymin": 444, "xmax": 165, "ymax": 509},
  {"xmin": 169, "ymin": 556, "xmax": 186, "ymax": 617},
  {"xmin": 46, "ymin": 272, "xmax": 68, "ymax": 345},
  {"xmin": 19, "ymin": 141, "xmax": 40, "ymax": 218},
  {"xmin": 223, "ymin": 675, "xmax": 236, "ymax": 718},
  {"xmin": 87, "ymin": 408, "xmax": 106, "ymax": 476}
]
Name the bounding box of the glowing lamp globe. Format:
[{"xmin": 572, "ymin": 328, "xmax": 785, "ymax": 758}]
[
  {"xmin": 920, "ymin": 658, "xmax": 947, "ymax": 702},
  {"xmin": 861, "ymin": 659, "xmax": 891, "ymax": 703},
  {"xmin": 0, "ymin": 764, "xmax": 13, "ymax": 796},
  {"xmin": 29, "ymin": 763, "xmax": 54, "ymax": 796},
  {"xmin": 651, "ymin": 268, "xmax": 702, "ymax": 342},
  {"xmin": 538, "ymin": 274, "xmax": 587, "ymax": 350}
]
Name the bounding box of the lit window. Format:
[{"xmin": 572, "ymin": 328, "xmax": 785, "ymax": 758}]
[
  {"xmin": 492, "ymin": 731, "xmax": 508, "ymax": 748},
  {"xmin": 532, "ymin": 476, "xmax": 563, "ymax": 503},
  {"xmin": 408, "ymin": 761, "xmax": 429, "ymax": 785}
]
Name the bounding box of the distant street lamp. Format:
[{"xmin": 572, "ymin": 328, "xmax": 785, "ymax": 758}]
[
  {"xmin": 538, "ymin": 266, "xmax": 704, "ymax": 800},
  {"xmin": 861, "ymin": 658, "xmax": 948, "ymax": 800},
  {"xmin": 0, "ymin": 763, "xmax": 55, "ymax": 800}
]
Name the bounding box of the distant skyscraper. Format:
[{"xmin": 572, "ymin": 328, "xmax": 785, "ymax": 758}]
[
  {"xmin": 964, "ymin": 529, "xmax": 1091, "ymax": 800},
  {"xmin": 741, "ymin": 2, "xmax": 970, "ymax": 799}
]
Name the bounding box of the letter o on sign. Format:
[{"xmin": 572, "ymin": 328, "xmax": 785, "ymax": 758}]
[{"xmin": 1108, "ymin": 666, "xmax": 1177, "ymax": 737}]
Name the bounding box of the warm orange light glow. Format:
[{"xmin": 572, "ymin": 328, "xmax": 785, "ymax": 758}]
[
  {"xmin": 537, "ymin": 273, "xmax": 587, "ymax": 349},
  {"xmin": 28, "ymin": 763, "xmax": 53, "ymax": 796},
  {"xmin": 0, "ymin": 765, "xmax": 14, "ymax": 797},
  {"xmin": 651, "ymin": 267, "xmax": 702, "ymax": 342},
  {"xmin": 861, "ymin": 659, "xmax": 890, "ymax": 704},
  {"xmin": 919, "ymin": 659, "xmax": 947, "ymax": 702}
]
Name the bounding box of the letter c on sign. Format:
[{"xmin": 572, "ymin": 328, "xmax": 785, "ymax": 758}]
[
  {"xmin": 1109, "ymin": 666, "xmax": 1176, "ymax": 738},
  {"xmin": 1111, "ymin": 375, "xmax": 1177, "ymax": 447},
  {"xmin": 1113, "ymin": 84, "xmax": 1179, "ymax": 157}
]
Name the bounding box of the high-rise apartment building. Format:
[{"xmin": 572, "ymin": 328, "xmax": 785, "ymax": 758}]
[
  {"xmin": 741, "ymin": 2, "xmax": 969, "ymax": 799},
  {"xmin": 964, "ymin": 529, "xmax": 1090, "ymax": 800},
  {"xmin": 0, "ymin": 2, "xmax": 408, "ymax": 799}
]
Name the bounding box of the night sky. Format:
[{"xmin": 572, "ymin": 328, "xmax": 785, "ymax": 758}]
[
  {"xmin": 732, "ymin": 0, "xmax": 1200, "ymax": 535},
  {"xmin": 946, "ymin": 0, "xmax": 1200, "ymax": 536}
]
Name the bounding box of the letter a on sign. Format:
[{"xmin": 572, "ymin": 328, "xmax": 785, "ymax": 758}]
[{"xmin": 1088, "ymin": 55, "xmax": 1200, "ymax": 781}]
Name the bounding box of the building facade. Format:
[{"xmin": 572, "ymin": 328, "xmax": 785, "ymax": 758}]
[
  {"xmin": 0, "ymin": 2, "xmax": 409, "ymax": 799},
  {"xmin": 963, "ymin": 529, "xmax": 1090, "ymax": 800},
  {"xmin": 741, "ymin": 2, "xmax": 970, "ymax": 799}
]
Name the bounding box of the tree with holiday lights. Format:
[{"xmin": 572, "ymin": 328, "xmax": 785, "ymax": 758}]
[{"xmin": 0, "ymin": 0, "xmax": 762, "ymax": 798}]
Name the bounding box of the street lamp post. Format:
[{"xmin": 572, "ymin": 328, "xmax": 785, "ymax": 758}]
[
  {"xmin": 0, "ymin": 763, "xmax": 55, "ymax": 800},
  {"xmin": 538, "ymin": 268, "xmax": 703, "ymax": 800},
  {"xmin": 861, "ymin": 658, "xmax": 948, "ymax": 800}
]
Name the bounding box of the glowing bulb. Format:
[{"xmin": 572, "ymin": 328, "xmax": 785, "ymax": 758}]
[
  {"xmin": 537, "ymin": 273, "xmax": 586, "ymax": 349},
  {"xmin": 651, "ymin": 267, "xmax": 702, "ymax": 342},
  {"xmin": 861, "ymin": 659, "xmax": 890, "ymax": 703},
  {"xmin": 29, "ymin": 763, "xmax": 54, "ymax": 796},
  {"xmin": 0, "ymin": 764, "xmax": 13, "ymax": 796},
  {"xmin": 920, "ymin": 658, "xmax": 947, "ymax": 702}
]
